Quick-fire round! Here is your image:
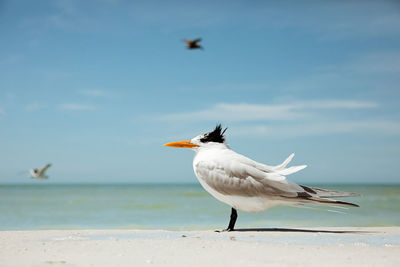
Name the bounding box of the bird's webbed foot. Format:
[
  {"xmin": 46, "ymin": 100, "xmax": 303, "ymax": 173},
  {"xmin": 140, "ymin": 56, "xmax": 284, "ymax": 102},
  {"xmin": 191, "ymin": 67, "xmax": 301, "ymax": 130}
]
[{"xmin": 214, "ymin": 227, "xmax": 235, "ymax": 233}]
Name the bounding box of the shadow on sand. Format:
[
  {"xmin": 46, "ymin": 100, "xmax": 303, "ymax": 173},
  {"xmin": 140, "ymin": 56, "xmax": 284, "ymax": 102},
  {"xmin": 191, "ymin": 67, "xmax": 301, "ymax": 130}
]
[{"xmin": 233, "ymin": 228, "xmax": 373, "ymax": 234}]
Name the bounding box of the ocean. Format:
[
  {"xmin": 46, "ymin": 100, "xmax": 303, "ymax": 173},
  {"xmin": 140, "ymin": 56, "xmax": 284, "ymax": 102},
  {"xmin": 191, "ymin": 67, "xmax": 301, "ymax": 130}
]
[{"xmin": 0, "ymin": 183, "xmax": 399, "ymax": 230}]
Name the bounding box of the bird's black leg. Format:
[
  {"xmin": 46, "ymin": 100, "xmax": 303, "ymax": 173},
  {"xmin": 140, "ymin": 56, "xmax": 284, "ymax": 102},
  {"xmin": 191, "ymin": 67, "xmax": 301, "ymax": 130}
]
[
  {"xmin": 216, "ymin": 208, "xmax": 238, "ymax": 232},
  {"xmin": 227, "ymin": 208, "xmax": 238, "ymax": 231}
]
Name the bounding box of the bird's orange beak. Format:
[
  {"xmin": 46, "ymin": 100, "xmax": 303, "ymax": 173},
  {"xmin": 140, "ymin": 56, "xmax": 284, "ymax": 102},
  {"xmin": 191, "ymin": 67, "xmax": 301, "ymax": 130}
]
[{"xmin": 164, "ymin": 140, "xmax": 199, "ymax": 149}]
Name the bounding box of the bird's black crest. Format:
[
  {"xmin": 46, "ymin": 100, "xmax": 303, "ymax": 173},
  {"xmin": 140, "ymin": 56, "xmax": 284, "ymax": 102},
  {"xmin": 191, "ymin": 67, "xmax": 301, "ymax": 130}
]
[{"xmin": 200, "ymin": 124, "xmax": 227, "ymax": 143}]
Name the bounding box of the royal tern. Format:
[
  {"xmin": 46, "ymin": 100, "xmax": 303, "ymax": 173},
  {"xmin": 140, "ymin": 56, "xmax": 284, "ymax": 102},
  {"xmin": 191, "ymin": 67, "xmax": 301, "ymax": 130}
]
[
  {"xmin": 30, "ymin": 163, "xmax": 51, "ymax": 180},
  {"xmin": 164, "ymin": 125, "xmax": 359, "ymax": 231},
  {"xmin": 184, "ymin": 38, "xmax": 203, "ymax": 50}
]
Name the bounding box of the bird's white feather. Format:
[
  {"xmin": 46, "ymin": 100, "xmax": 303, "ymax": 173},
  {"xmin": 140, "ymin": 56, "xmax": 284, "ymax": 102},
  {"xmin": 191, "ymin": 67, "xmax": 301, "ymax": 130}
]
[
  {"xmin": 191, "ymin": 142, "xmax": 357, "ymax": 212},
  {"xmin": 273, "ymin": 153, "xmax": 294, "ymax": 169},
  {"xmin": 30, "ymin": 163, "xmax": 51, "ymax": 179}
]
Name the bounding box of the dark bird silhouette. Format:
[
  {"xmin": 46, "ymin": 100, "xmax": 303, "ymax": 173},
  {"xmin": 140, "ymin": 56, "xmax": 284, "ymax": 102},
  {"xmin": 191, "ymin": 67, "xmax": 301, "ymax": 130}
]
[{"xmin": 184, "ymin": 38, "xmax": 203, "ymax": 50}]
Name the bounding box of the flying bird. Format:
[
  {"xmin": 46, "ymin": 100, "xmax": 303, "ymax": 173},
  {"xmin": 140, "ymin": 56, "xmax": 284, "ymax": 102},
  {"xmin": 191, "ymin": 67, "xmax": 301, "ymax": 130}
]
[
  {"xmin": 164, "ymin": 125, "xmax": 359, "ymax": 231},
  {"xmin": 30, "ymin": 163, "xmax": 52, "ymax": 180},
  {"xmin": 184, "ymin": 38, "xmax": 203, "ymax": 50}
]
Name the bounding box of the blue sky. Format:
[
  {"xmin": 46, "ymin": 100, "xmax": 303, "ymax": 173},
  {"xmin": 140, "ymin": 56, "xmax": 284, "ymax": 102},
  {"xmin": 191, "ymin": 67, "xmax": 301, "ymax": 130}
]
[{"xmin": 0, "ymin": 0, "xmax": 399, "ymax": 184}]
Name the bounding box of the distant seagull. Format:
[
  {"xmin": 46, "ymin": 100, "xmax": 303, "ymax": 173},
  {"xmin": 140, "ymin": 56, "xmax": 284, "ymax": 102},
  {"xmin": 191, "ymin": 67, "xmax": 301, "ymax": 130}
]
[
  {"xmin": 164, "ymin": 125, "xmax": 359, "ymax": 231},
  {"xmin": 184, "ymin": 38, "xmax": 203, "ymax": 50},
  {"xmin": 30, "ymin": 163, "xmax": 52, "ymax": 180}
]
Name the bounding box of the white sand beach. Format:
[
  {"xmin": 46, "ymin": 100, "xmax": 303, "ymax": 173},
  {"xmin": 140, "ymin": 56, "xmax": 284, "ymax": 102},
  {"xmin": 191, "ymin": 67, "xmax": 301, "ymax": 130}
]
[{"xmin": 0, "ymin": 227, "xmax": 399, "ymax": 267}]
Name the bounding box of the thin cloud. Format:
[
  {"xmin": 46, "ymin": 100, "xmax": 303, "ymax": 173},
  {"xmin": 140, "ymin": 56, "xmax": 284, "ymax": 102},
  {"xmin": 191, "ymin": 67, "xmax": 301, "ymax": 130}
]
[
  {"xmin": 347, "ymin": 52, "xmax": 400, "ymax": 74},
  {"xmin": 79, "ymin": 90, "xmax": 112, "ymax": 97},
  {"xmin": 16, "ymin": 0, "xmax": 400, "ymax": 39},
  {"xmin": 0, "ymin": 55, "xmax": 23, "ymax": 65},
  {"xmin": 270, "ymin": 1, "xmax": 400, "ymax": 40},
  {"xmin": 159, "ymin": 100, "xmax": 377, "ymax": 122},
  {"xmin": 58, "ymin": 103, "xmax": 95, "ymax": 111},
  {"xmin": 19, "ymin": 1, "xmax": 97, "ymax": 33},
  {"xmin": 317, "ymin": 51, "xmax": 400, "ymax": 75},
  {"xmin": 25, "ymin": 103, "xmax": 42, "ymax": 112},
  {"xmin": 231, "ymin": 120, "xmax": 400, "ymax": 138},
  {"xmin": 0, "ymin": 106, "xmax": 5, "ymax": 117}
]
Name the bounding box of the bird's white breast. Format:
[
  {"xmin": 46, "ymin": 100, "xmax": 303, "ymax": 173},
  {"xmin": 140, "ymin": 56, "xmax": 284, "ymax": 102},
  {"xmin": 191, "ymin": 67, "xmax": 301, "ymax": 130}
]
[{"xmin": 193, "ymin": 147, "xmax": 285, "ymax": 213}]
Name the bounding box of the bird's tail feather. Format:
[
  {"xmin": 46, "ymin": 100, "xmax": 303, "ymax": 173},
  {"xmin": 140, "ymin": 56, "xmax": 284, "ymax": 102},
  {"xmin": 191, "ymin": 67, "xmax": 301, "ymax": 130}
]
[
  {"xmin": 301, "ymin": 185, "xmax": 360, "ymax": 198},
  {"xmin": 272, "ymin": 153, "xmax": 307, "ymax": 176},
  {"xmin": 274, "ymin": 153, "xmax": 294, "ymax": 169},
  {"xmin": 299, "ymin": 196, "xmax": 359, "ymax": 207},
  {"xmin": 293, "ymin": 203, "xmax": 348, "ymax": 214},
  {"xmin": 277, "ymin": 165, "xmax": 307, "ymax": 175}
]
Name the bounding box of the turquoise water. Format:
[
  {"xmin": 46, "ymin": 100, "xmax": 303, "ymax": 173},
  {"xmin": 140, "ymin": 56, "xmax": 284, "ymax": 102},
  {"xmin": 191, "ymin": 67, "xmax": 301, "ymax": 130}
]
[{"xmin": 0, "ymin": 184, "xmax": 399, "ymax": 230}]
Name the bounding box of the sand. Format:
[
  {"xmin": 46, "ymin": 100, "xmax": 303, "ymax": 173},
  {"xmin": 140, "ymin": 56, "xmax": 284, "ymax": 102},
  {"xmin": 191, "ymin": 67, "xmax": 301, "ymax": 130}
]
[{"xmin": 0, "ymin": 227, "xmax": 399, "ymax": 267}]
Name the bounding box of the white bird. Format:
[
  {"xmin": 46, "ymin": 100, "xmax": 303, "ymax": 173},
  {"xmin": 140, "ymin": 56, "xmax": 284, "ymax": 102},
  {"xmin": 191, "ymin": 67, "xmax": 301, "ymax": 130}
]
[
  {"xmin": 30, "ymin": 163, "xmax": 52, "ymax": 180},
  {"xmin": 164, "ymin": 125, "xmax": 359, "ymax": 231}
]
